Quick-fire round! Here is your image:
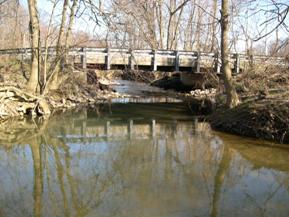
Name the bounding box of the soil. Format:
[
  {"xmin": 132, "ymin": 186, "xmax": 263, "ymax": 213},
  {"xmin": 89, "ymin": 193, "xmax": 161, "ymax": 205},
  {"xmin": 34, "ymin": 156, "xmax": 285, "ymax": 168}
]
[
  {"xmin": 0, "ymin": 60, "xmax": 125, "ymax": 120},
  {"xmin": 210, "ymin": 66, "xmax": 289, "ymax": 144},
  {"xmin": 210, "ymin": 101, "xmax": 289, "ymax": 144}
]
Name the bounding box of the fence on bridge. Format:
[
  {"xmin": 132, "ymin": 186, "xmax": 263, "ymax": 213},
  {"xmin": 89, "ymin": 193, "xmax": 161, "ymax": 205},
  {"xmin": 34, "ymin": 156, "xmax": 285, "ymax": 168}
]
[{"xmin": 0, "ymin": 47, "xmax": 287, "ymax": 73}]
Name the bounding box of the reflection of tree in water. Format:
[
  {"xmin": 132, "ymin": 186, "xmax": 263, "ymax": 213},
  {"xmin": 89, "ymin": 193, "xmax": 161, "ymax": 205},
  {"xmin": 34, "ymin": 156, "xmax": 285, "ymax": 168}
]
[
  {"xmin": 30, "ymin": 139, "xmax": 43, "ymax": 217},
  {"xmin": 210, "ymin": 143, "xmax": 231, "ymax": 217},
  {"xmin": 0, "ymin": 113, "xmax": 289, "ymax": 217},
  {"xmin": 0, "ymin": 115, "xmax": 216, "ymax": 216},
  {"xmin": 0, "ymin": 116, "xmax": 120, "ymax": 217},
  {"xmin": 210, "ymin": 134, "xmax": 289, "ymax": 217}
]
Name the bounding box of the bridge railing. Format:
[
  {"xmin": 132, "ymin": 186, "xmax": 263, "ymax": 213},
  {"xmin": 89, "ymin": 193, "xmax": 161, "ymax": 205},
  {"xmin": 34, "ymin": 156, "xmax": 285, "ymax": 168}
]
[{"xmin": 0, "ymin": 47, "xmax": 287, "ymax": 73}]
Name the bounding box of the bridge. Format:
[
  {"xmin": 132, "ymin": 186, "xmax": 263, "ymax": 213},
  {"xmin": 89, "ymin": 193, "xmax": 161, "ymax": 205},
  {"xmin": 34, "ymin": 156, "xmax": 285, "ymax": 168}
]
[{"xmin": 0, "ymin": 47, "xmax": 287, "ymax": 74}]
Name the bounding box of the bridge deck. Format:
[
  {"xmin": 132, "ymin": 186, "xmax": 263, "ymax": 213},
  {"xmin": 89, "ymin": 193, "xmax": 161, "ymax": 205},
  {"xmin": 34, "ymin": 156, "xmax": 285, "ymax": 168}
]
[{"xmin": 0, "ymin": 47, "xmax": 287, "ymax": 73}]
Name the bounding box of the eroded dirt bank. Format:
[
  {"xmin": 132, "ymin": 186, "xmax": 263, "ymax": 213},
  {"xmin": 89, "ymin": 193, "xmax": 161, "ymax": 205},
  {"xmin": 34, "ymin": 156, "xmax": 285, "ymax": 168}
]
[
  {"xmin": 210, "ymin": 66, "xmax": 289, "ymax": 144},
  {"xmin": 210, "ymin": 101, "xmax": 289, "ymax": 144}
]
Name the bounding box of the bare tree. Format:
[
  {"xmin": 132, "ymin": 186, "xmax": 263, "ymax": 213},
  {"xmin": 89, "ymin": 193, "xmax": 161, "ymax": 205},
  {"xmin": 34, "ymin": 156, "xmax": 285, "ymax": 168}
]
[
  {"xmin": 0, "ymin": 1, "xmax": 29, "ymax": 49},
  {"xmin": 221, "ymin": 0, "xmax": 239, "ymax": 108},
  {"xmin": 27, "ymin": 0, "xmax": 40, "ymax": 93},
  {"xmin": 210, "ymin": 0, "xmax": 218, "ymax": 52}
]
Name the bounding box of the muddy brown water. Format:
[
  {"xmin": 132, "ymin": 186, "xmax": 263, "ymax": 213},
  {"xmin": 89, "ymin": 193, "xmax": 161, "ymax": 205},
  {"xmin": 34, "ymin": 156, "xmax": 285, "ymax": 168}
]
[{"xmin": 0, "ymin": 102, "xmax": 289, "ymax": 217}]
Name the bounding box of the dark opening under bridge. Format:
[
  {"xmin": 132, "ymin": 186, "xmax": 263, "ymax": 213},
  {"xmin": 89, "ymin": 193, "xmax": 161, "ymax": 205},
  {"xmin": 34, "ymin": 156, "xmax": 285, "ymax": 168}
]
[{"xmin": 0, "ymin": 47, "xmax": 287, "ymax": 74}]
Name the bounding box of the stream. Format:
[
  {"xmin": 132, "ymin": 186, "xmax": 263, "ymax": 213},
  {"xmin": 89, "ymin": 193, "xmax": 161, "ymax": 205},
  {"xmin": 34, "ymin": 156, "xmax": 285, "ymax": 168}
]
[{"xmin": 0, "ymin": 81, "xmax": 289, "ymax": 217}]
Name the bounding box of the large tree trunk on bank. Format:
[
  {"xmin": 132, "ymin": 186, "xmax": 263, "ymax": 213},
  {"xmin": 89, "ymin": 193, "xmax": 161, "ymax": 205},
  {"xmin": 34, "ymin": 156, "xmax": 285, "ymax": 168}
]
[
  {"xmin": 48, "ymin": 0, "xmax": 69, "ymax": 91},
  {"xmin": 27, "ymin": 0, "xmax": 40, "ymax": 93},
  {"xmin": 43, "ymin": 0, "xmax": 58, "ymax": 92},
  {"xmin": 221, "ymin": 0, "xmax": 239, "ymax": 108}
]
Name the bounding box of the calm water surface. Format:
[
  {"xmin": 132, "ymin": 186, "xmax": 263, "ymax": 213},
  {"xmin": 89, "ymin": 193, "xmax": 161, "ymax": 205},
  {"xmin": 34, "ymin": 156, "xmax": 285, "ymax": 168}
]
[{"xmin": 0, "ymin": 103, "xmax": 289, "ymax": 217}]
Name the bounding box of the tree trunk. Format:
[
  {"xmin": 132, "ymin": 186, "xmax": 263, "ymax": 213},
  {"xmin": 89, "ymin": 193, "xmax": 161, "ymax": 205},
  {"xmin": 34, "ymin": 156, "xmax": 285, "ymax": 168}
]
[
  {"xmin": 171, "ymin": 3, "xmax": 184, "ymax": 50},
  {"xmin": 210, "ymin": 0, "xmax": 218, "ymax": 52},
  {"xmin": 27, "ymin": 0, "xmax": 40, "ymax": 93},
  {"xmin": 65, "ymin": 0, "xmax": 78, "ymax": 52},
  {"xmin": 221, "ymin": 0, "xmax": 239, "ymax": 108},
  {"xmin": 166, "ymin": 0, "xmax": 176, "ymax": 49},
  {"xmin": 64, "ymin": 0, "xmax": 78, "ymax": 70},
  {"xmin": 195, "ymin": 7, "xmax": 202, "ymax": 50},
  {"xmin": 156, "ymin": 2, "xmax": 164, "ymax": 49},
  {"xmin": 183, "ymin": 1, "xmax": 195, "ymax": 50},
  {"xmin": 43, "ymin": 0, "xmax": 58, "ymax": 93},
  {"xmin": 48, "ymin": 0, "xmax": 69, "ymax": 90}
]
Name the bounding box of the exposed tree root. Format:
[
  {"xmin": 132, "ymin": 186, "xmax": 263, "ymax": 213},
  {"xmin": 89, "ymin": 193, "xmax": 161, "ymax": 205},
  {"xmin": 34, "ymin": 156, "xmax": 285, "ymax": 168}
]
[{"xmin": 0, "ymin": 86, "xmax": 51, "ymax": 119}]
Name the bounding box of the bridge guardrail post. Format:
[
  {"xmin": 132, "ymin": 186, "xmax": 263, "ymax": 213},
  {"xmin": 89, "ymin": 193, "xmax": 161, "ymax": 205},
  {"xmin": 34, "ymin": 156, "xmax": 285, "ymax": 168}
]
[
  {"xmin": 152, "ymin": 50, "xmax": 157, "ymax": 71},
  {"xmin": 81, "ymin": 47, "xmax": 87, "ymax": 70},
  {"xmin": 249, "ymin": 54, "xmax": 254, "ymax": 68},
  {"xmin": 196, "ymin": 51, "xmax": 201, "ymax": 73},
  {"xmin": 175, "ymin": 50, "xmax": 179, "ymax": 72},
  {"xmin": 129, "ymin": 49, "xmax": 134, "ymax": 70},
  {"xmin": 214, "ymin": 52, "xmax": 221, "ymax": 74},
  {"xmin": 106, "ymin": 48, "xmax": 111, "ymax": 70},
  {"xmin": 234, "ymin": 53, "xmax": 240, "ymax": 74}
]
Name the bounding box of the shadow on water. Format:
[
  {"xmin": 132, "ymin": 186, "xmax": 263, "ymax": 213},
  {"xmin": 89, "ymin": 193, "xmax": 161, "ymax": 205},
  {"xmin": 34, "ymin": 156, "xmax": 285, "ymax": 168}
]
[{"xmin": 0, "ymin": 103, "xmax": 289, "ymax": 217}]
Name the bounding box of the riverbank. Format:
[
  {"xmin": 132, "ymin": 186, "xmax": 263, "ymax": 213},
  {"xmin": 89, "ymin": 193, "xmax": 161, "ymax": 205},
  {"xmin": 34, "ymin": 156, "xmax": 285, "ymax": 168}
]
[
  {"xmin": 1, "ymin": 59, "xmax": 289, "ymax": 145},
  {"xmin": 210, "ymin": 66, "xmax": 289, "ymax": 144},
  {"xmin": 0, "ymin": 60, "xmax": 129, "ymax": 120},
  {"xmin": 210, "ymin": 100, "xmax": 289, "ymax": 144}
]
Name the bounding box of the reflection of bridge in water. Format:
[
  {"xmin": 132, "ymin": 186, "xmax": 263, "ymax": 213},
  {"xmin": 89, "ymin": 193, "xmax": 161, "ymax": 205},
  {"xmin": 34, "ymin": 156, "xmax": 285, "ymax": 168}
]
[
  {"xmin": 59, "ymin": 118, "xmax": 206, "ymax": 143},
  {"xmin": 66, "ymin": 119, "xmax": 158, "ymax": 142}
]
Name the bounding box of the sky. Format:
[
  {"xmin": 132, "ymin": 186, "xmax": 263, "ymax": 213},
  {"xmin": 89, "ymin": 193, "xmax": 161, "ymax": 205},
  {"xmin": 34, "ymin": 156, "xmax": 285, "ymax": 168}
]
[
  {"xmin": 20, "ymin": 0, "xmax": 106, "ymax": 35},
  {"xmin": 19, "ymin": 0, "xmax": 289, "ymax": 53}
]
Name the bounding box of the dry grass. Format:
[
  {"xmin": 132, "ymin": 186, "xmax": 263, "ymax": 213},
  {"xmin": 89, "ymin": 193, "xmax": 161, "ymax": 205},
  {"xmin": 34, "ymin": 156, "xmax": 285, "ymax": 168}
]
[
  {"xmin": 235, "ymin": 66, "xmax": 289, "ymax": 97},
  {"xmin": 211, "ymin": 65, "xmax": 289, "ymax": 144}
]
